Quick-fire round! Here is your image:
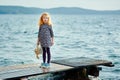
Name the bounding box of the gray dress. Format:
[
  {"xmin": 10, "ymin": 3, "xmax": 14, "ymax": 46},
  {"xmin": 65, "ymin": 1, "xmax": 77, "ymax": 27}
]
[{"xmin": 38, "ymin": 24, "xmax": 54, "ymax": 47}]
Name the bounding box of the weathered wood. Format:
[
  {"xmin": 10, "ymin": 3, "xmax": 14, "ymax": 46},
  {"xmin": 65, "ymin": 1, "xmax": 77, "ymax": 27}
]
[
  {"xmin": 51, "ymin": 57, "xmax": 114, "ymax": 67},
  {"xmin": 0, "ymin": 57, "xmax": 114, "ymax": 80},
  {"xmin": 0, "ymin": 63, "xmax": 73, "ymax": 80},
  {"xmin": 87, "ymin": 66, "xmax": 100, "ymax": 77}
]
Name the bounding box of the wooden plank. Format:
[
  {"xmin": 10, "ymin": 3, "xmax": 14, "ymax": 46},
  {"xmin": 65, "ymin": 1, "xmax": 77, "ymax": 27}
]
[
  {"xmin": 0, "ymin": 57, "xmax": 114, "ymax": 79},
  {"xmin": 51, "ymin": 57, "xmax": 113, "ymax": 67},
  {"xmin": 0, "ymin": 63, "xmax": 73, "ymax": 79}
]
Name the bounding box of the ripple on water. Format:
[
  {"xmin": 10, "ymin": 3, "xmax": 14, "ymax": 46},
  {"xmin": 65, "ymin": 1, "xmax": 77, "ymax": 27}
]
[{"xmin": 0, "ymin": 14, "xmax": 120, "ymax": 80}]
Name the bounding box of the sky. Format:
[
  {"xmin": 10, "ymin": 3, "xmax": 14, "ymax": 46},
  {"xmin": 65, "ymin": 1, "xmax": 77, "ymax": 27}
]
[{"xmin": 0, "ymin": 0, "xmax": 120, "ymax": 10}]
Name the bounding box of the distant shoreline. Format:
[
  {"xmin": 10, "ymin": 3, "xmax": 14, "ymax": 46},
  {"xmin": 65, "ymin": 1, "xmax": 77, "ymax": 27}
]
[{"xmin": 0, "ymin": 6, "xmax": 120, "ymax": 14}]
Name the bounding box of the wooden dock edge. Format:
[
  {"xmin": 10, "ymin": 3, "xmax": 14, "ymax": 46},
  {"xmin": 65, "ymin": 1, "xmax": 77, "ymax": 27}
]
[
  {"xmin": 0, "ymin": 63, "xmax": 73, "ymax": 80},
  {"xmin": 0, "ymin": 57, "xmax": 114, "ymax": 80}
]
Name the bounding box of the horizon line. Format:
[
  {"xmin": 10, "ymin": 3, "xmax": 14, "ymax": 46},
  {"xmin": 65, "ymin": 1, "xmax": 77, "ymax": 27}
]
[{"xmin": 0, "ymin": 5, "xmax": 120, "ymax": 11}]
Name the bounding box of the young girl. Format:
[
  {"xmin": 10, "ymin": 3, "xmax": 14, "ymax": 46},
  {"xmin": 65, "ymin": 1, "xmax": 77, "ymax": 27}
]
[{"xmin": 37, "ymin": 12, "xmax": 54, "ymax": 68}]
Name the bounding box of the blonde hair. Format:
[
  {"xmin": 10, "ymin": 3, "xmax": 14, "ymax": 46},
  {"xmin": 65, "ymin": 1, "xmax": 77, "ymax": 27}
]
[{"xmin": 38, "ymin": 12, "xmax": 52, "ymax": 27}]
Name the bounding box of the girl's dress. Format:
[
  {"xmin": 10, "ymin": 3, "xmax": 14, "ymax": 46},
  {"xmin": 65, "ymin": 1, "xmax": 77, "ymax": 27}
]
[{"xmin": 38, "ymin": 24, "xmax": 54, "ymax": 47}]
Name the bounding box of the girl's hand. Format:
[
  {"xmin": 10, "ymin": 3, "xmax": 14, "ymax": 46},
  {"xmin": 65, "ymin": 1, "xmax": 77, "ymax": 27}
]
[
  {"xmin": 37, "ymin": 42, "xmax": 39, "ymax": 45},
  {"xmin": 51, "ymin": 41, "xmax": 54, "ymax": 46}
]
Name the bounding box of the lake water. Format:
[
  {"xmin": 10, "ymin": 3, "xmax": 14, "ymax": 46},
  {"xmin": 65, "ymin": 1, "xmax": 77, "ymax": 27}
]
[{"xmin": 0, "ymin": 14, "xmax": 120, "ymax": 79}]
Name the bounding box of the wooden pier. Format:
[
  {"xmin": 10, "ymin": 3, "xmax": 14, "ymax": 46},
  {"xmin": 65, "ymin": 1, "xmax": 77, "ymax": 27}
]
[{"xmin": 0, "ymin": 57, "xmax": 114, "ymax": 80}]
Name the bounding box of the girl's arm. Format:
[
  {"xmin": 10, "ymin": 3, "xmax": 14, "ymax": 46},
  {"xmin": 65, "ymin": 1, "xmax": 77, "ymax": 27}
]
[
  {"xmin": 49, "ymin": 26, "xmax": 54, "ymax": 46},
  {"xmin": 51, "ymin": 37, "xmax": 54, "ymax": 46},
  {"xmin": 37, "ymin": 38, "xmax": 40, "ymax": 45},
  {"xmin": 37, "ymin": 27, "xmax": 41, "ymax": 45},
  {"xmin": 49, "ymin": 26, "xmax": 54, "ymax": 38}
]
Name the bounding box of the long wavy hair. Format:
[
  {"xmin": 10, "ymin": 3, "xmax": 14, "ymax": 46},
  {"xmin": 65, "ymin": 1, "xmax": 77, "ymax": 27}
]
[{"xmin": 38, "ymin": 12, "xmax": 52, "ymax": 27}]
